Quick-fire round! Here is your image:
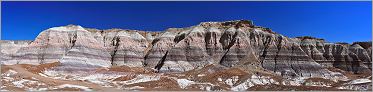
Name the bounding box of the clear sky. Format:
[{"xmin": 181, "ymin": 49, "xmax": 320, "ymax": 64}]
[{"xmin": 1, "ymin": 1, "xmax": 372, "ymax": 43}]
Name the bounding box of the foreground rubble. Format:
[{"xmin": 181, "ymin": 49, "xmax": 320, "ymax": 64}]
[{"xmin": 1, "ymin": 62, "xmax": 371, "ymax": 91}]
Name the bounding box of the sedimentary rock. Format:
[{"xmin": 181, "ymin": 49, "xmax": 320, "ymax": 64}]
[
  {"xmin": 1, "ymin": 25, "xmax": 112, "ymax": 67},
  {"xmin": 0, "ymin": 40, "xmax": 32, "ymax": 64},
  {"xmin": 0, "ymin": 20, "xmax": 371, "ymax": 78},
  {"xmin": 296, "ymin": 37, "xmax": 372, "ymax": 74},
  {"xmin": 142, "ymin": 20, "xmax": 337, "ymax": 78},
  {"xmin": 144, "ymin": 28, "xmax": 182, "ymax": 70},
  {"xmin": 1, "ymin": 20, "xmax": 371, "ymax": 91}
]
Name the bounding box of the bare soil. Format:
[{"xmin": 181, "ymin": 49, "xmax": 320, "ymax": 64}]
[{"xmin": 1, "ymin": 64, "xmax": 108, "ymax": 91}]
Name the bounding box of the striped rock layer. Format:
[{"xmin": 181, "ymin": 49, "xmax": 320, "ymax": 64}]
[{"xmin": 1, "ymin": 20, "xmax": 371, "ymax": 78}]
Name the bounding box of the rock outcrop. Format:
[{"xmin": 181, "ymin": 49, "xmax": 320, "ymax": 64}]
[
  {"xmin": 1, "ymin": 20, "xmax": 371, "ymax": 78},
  {"xmin": 2, "ymin": 25, "xmax": 112, "ymax": 67},
  {"xmin": 0, "ymin": 40, "xmax": 32, "ymax": 62},
  {"xmin": 87, "ymin": 29, "xmax": 149, "ymax": 67},
  {"xmin": 296, "ymin": 37, "xmax": 371, "ymax": 74}
]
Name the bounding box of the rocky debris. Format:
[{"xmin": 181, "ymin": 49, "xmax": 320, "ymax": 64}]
[
  {"xmin": 336, "ymin": 78, "xmax": 372, "ymax": 91},
  {"xmin": 302, "ymin": 78, "xmax": 335, "ymax": 87},
  {"xmin": 0, "ymin": 61, "xmax": 370, "ymax": 91}
]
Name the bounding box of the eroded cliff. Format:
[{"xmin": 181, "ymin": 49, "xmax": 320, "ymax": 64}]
[{"xmin": 1, "ymin": 20, "xmax": 371, "ymax": 77}]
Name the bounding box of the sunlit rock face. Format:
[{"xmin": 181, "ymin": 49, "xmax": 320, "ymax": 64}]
[
  {"xmin": 1, "ymin": 25, "xmax": 112, "ymax": 67},
  {"xmin": 0, "ymin": 20, "xmax": 371, "ymax": 77},
  {"xmin": 142, "ymin": 20, "xmax": 368, "ymax": 78},
  {"xmin": 0, "ymin": 20, "xmax": 371, "ymax": 91},
  {"xmin": 0, "ymin": 40, "xmax": 32, "ymax": 64},
  {"xmin": 296, "ymin": 37, "xmax": 372, "ymax": 74}
]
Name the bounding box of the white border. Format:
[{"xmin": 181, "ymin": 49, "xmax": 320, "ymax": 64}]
[{"xmin": 0, "ymin": 0, "xmax": 372, "ymax": 1}]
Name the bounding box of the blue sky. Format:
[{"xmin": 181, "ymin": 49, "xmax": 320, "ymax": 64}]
[{"xmin": 1, "ymin": 1, "xmax": 372, "ymax": 43}]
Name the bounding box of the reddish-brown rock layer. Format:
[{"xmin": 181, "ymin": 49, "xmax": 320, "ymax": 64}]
[{"xmin": 1, "ymin": 20, "xmax": 371, "ymax": 78}]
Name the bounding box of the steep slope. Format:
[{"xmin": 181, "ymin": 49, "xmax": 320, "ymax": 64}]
[
  {"xmin": 2, "ymin": 25, "xmax": 112, "ymax": 67},
  {"xmin": 296, "ymin": 37, "xmax": 371, "ymax": 74},
  {"xmin": 143, "ymin": 20, "xmax": 352, "ymax": 79},
  {"xmin": 0, "ymin": 40, "xmax": 32, "ymax": 63},
  {"xmin": 0, "ymin": 20, "xmax": 371, "ymax": 78},
  {"xmin": 0, "ymin": 20, "xmax": 371, "ymax": 91}
]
